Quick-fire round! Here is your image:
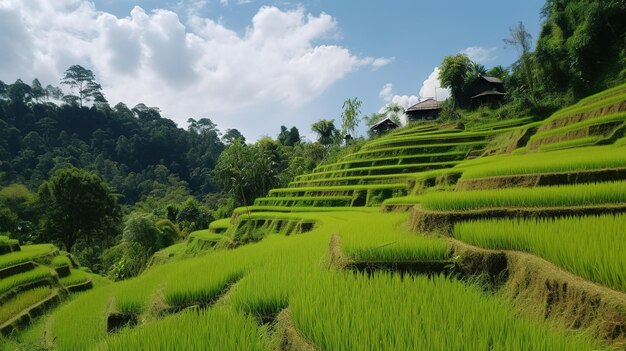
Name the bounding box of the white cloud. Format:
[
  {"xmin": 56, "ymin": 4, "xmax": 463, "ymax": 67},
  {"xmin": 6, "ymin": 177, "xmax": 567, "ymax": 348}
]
[
  {"xmin": 419, "ymin": 67, "xmax": 450, "ymax": 101},
  {"xmin": 460, "ymin": 46, "xmax": 497, "ymax": 64},
  {"xmin": 377, "ymin": 83, "xmax": 419, "ymax": 125},
  {"xmin": 0, "ymin": 1, "xmax": 390, "ymax": 136}
]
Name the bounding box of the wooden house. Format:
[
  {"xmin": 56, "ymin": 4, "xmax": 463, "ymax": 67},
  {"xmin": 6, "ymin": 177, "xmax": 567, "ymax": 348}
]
[
  {"xmin": 470, "ymin": 76, "xmax": 506, "ymax": 106},
  {"xmin": 405, "ymin": 98, "xmax": 441, "ymax": 122},
  {"xmin": 369, "ymin": 117, "xmax": 399, "ymax": 135}
]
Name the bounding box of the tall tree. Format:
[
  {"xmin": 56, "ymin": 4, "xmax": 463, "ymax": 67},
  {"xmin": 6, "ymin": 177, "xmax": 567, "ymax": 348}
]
[
  {"xmin": 311, "ymin": 119, "xmax": 338, "ymax": 146},
  {"xmin": 504, "ymin": 22, "xmax": 536, "ymax": 101},
  {"xmin": 30, "ymin": 79, "xmax": 45, "ymax": 102},
  {"xmin": 439, "ymin": 54, "xmax": 472, "ymax": 106},
  {"xmin": 37, "ymin": 167, "xmax": 121, "ymax": 252},
  {"xmin": 60, "ymin": 65, "xmax": 106, "ymax": 107},
  {"xmin": 340, "ymin": 97, "xmax": 362, "ymax": 137},
  {"xmin": 222, "ymin": 128, "xmax": 246, "ymax": 145}
]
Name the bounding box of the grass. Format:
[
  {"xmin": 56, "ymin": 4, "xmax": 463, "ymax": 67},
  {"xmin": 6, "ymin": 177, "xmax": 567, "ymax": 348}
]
[
  {"xmin": 455, "ymin": 214, "xmax": 626, "ymax": 292},
  {"xmin": 50, "ymin": 255, "xmax": 71, "ymax": 268},
  {"xmin": 538, "ymin": 136, "xmax": 603, "ymax": 151},
  {"xmin": 0, "ymin": 266, "xmax": 54, "ymax": 296},
  {"xmin": 382, "ymin": 195, "xmax": 422, "ymax": 205},
  {"xmin": 39, "ymin": 211, "xmax": 606, "ymax": 350},
  {"xmin": 340, "ymin": 219, "xmax": 449, "ymax": 262},
  {"xmin": 96, "ymin": 307, "xmax": 270, "ymax": 351},
  {"xmin": 297, "ymin": 160, "xmax": 461, "ymax": 180},
  {"xmin": 208, "ymin": 218, "xmax": 231, "ymax": 230},
  {"xmin": 545, "ymin": 91, "xmax": 626, "ymax": 123},
  {"xmin": 0, "ymin": 235, "xmax": 18, "ymax": 246},
  {"xmin": 290, "ymin": 272, "xmax": 601, "ymax": 350},
  {"xmin": 0, "ymin": 244, "xmax": 56, "ymax": 270},
  {"xmin": 59, "ymin": 269, "xmax": 91, "ymax": 287},
  {"xmin": 531, "ymin": 111, "xmax": 626, "ymax": 140},
  {"xmin": 419, "ymin": 181, "xmax": 626, "ymax": 211},
  {"xmin": 459, "ymin": 145, "xmax": 626, "ymax": 179},
  {"xmin": 164, "ymin": 269, "xmax": 243, "ymax": 307},
  {"xmin": 0, "ymin": 287, "xmax": 53, "ymax": 324}
]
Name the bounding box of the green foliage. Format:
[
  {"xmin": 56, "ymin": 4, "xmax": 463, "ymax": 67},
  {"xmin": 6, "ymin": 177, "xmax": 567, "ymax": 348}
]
[
  {"xmin": 0, "ymin": 287, "xmax": 52, "ymax": 325},
  {"xmin": 60, "ymin": 65, "xmax": 106, "ymax": 107},
  {"xmin": 419, "ymin": 181, "xmax": 626, "ymax": 211},
  {"xmin": 175, "ymin": 197, "xmax": 213, "ymax": 235},
  {"xmin": 459, "ymin": 144, "xmax": 626, "ymax": 179},
  {"xmin": 439, "ymin": 54, "xmax": 473, "ymax": 105},
  {"xmin": 122, "ymin": 213, "xmax": 162, "ymax": 254},
  {"xmin": 455, "ymin": 214, "xmax": 626, "ymax": 292},
  {"xmin": 340, "ymin": 97, "xmax": 362, "ymax": 137},
  {"xmin": 156, "ymin": 219, "xmax": 181, "ymax": 245},
  {"xmin": 311, "ymin": 119, "xmax": 339, "ymax": 146},
  {"xmin": 291, "ymin": 272, "xmax": 599, "ymax": 350},
  {"xmin": 37, "ymin": 167, "xmax": 121, "ymax": 254}
]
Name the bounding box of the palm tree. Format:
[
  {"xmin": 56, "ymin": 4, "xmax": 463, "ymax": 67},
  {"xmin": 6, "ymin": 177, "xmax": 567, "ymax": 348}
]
[{"xmin": 311, "ymin": 119, "xmax": 338, "ymax": 146}]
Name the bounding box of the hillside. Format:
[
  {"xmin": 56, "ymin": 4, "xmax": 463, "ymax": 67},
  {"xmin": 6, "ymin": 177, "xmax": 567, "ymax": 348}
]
[{"xmin": 2, "ymin": 82, "xmax": 626, "ymax": 350}]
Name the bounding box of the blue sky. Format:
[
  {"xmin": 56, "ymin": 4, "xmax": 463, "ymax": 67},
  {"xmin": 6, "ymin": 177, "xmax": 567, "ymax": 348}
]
[{"xmin": 0, "ymin": 0, "xmax": 545, "ymax": 140}]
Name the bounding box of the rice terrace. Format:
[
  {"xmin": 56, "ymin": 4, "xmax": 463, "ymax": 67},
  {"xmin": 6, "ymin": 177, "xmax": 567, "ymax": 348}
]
[{"xmin": 1, "ymin": 0, "xmax": 626, "ymax": 350}]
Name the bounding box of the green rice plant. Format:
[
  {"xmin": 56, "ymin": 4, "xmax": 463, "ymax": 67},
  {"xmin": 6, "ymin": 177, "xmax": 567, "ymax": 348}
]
[
  {"xmin": 468, "ymin": 117, "xmax": 534, "ymax": 131},
  {"xmin": 59, "ymin": 269, "xmax": 90, "ymax": 287},
  {"xmin": 545, "ymin": 91, "xmax": 626, "ymax": 123},
  {"xmin": 0, "ymin": 287, "xmax": 53, "ymax": 324},
  {"xmin": 96, "ymin": 307, "xmax": 270, "ymax": 351},
  {"xmin": 50, "ymin": 255, "xmax": 71, "ymax": 268},
  {"xmin": 164, "ymin": 268, "xmax": 244, "ymax": 307},
  {"xmin": 188, "ymin": 229, "xmax": 223, "ymax": 242},
  {"xmin": 269, "ymin": 183, "xmax": 407, "ymax": 196},
  {"xmin": 209, "ymin": 218, "xmax": 231, "ymax": 229},
  {"xmin": 0, "ymin": 244, "xmax": 56, "ymax": 269},
  {"xmin": 459, "ymin": 145, "xmax": 626, "ymax": 179},
  {"xmin": 577, "ymin": 82, "xmax": 626, "ymax": 105},
  {"xmin": 381, "ymin": 195, "xmax": 422, "ymax": 206},
  {"xmin": 290, "ymin": 272, "xmax": 601, "ymax": 350},
  {"xmin": 0, "ymin": 235, "xmax": 18, "ymax": 246},
  {"xmin": 454, "ymin": 214, "xmax": 626, "ymax": 292},
  {"xmin": 0, "ymin": 266, "xmax": 54, "ymax": 296},
  {"xmin": 298, "ymin": 160, "xmax": 461, "ymax": 181},
  {"xmin": 531, "ymin": 112, "xmax": 626, "ymax": 140},
  {"xmin": 340, "ymin": 219, "xmax": 449, "ymax": 262},
  {"xmin": 538, "ymin": 136, "xmax": 603, "ymax": 151},
  {"xmin": 419, "ymin": 181, "xmax": 626, "ymax": 211}
]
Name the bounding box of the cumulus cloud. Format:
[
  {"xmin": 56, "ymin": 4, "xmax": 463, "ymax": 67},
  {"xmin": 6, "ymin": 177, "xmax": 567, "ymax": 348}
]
[
  {"xmin": 377, "ymin": 83, "xmax": 419, "ymax": 125},
  {"xmin": 419, "ymin": 67, "xmax": 450, "ymax": 101},
  {"xmin": 0, "ymin": 1, "xmax": 391, "ymax": 136},
  {"xmin": 460, "ymin": 46, "xmax": 497, "ymax": 63}
]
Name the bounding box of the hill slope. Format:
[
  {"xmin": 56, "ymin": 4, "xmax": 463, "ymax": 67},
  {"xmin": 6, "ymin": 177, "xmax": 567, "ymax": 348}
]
[{"xmin": 3, "ymin": 84, "xmax": 626, "ymax": 350}]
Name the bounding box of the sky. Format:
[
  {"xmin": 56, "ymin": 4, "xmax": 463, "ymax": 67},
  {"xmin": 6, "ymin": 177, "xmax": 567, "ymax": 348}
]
[{"xmin": 0, "ymin": 0, "xmax": 545, "ymax": 141}]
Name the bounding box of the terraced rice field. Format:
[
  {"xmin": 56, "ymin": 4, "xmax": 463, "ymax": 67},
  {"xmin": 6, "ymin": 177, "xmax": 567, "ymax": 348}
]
[{"xmin": 3, "ymin": 84, "xmax": 626, "ymax": 349}]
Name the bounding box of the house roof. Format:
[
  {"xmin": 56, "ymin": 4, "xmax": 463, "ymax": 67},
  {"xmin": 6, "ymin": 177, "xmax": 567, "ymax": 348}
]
[
  {"xmin": 481, "ymin": 76, "xmax": 503, "ymax": 84},
  {"xmin": 406, "ymin": 98, "xmax": 440, "ymax": 112},
  {"xmin": 471, "ymin": 89, "xmax": 507, "ymax": 99},
  {"xmin": 369, "ymin": 117, "xmax": 399, "ymax": 130}
]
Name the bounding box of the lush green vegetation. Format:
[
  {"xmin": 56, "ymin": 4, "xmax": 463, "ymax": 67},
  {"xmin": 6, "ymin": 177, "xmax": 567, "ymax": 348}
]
[
  {"xmin": 0, "ymin": 244, "xmax": 55, "ymax": 269},
  {"xmin": 291, "ymin": 272, "xmax": 600, "ymax": 350},
  {"xmin": 455, "ymin": 214, "xmax": 626, "ymax": 292},
  {"xmin": 459, "ymin": 145, "xmax": 626, "ymax": 179},
  {"xmin": 0, "ymin": 287, "xmax": 53, "ymax": 324},
  {"xmin": 420, "ymin": 181, "xmax": 626, "ymax": 211},
  {"xmin": 0, "ymin": 266, "xmax": 53, "ymax": 296}
]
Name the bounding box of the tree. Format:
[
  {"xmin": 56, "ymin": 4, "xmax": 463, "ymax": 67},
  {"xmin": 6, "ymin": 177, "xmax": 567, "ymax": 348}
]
[
  {"xmin": 222, "ymin": 128, "xmax": 246, "ymax": 145},
  {"xmin": 382, "ymin": 103, "xmax": 404, "ymax": 125},
  {"xmin": 45, "ymin": 84, "xmax": 64, "ymax": 101},
  {"xmin": 60, "ymin": 65, "xmax": 106, "ymax": 107},
  {"xmin": 340, "ymin": 97, "xmax": 362, "ymax": 137},
  {"xmin": 504, "ymin": 22, "xmax": 536, "ymax": 101},
  {"xmin": 439, "ymin": 54, "xmax": 473, "ymax": 106},
  {"xmin": 37, "ymin": 167, "xmax": 121, "ymax": 252},
  {"xmin": 31, "ymin": 79, "xmax": 45, "ymax": 102},
  {"xmin": 311, "ymin": 119, "xmax": 338, "ymax": 146},
  {"xmin": 277, "ymin": 125, "xmax": 301, "ymax": 147}
]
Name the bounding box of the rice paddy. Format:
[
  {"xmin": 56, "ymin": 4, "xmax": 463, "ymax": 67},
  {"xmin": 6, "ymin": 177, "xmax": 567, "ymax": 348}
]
[
  {"xmin": 454, "ymin": 214, "xmax": 626, "ymax": 292},
  {"xmin": 0, "ymin": 287, "xmax": 53, "ymax": 325},
  {"xmin": 419, "ymin": 181, "xmax": 626, "ymax": 211},
  {"xmin": 5, "ymin": 84, "xmax": 626, "ymax": 349}
]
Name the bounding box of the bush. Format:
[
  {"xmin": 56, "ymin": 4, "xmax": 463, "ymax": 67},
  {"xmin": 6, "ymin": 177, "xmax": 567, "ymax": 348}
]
[
  {"xmin": 156, "ymin": 219, "xmax": 181, "ymax": 247},
  {"xmin": 123, "ymin": 213, "xmax": 161, "ymax": 254}
]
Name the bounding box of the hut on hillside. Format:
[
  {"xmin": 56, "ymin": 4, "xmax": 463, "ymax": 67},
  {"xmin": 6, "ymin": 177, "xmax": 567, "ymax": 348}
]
[
  {"xmin": 406, "ymin": 98, "xmax": 441, "ymax": 122},
  {"xmin": 369, "ymin": 117, "xmax": 399, "ymax": 135},
  {"xmin": 470, "ymin": 76, "xmax": 506, "ymax": 106}
]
